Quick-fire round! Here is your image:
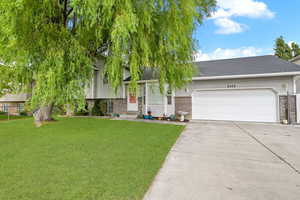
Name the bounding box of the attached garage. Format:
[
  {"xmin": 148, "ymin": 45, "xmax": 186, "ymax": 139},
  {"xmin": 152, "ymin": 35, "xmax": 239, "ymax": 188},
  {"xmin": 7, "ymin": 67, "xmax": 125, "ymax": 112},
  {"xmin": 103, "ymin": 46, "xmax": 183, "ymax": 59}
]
[
  {"xmin": 192, "ymin": 89, "xmax": 278, "ymax": 122},
  {"xmin": 124, "ymin": 55, "xmax": 300, "ymax": 123}
]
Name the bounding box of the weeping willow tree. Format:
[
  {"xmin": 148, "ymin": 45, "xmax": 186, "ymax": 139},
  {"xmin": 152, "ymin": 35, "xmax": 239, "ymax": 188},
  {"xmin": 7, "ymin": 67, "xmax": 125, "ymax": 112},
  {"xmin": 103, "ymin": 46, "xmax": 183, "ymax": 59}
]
[
  {"xmin": 0, "ymin": 64, "xmax": 16, "ymax": 97},
  {"xmin": 0, "ymin": 0, "xmax": 216, "ymax": 124}
]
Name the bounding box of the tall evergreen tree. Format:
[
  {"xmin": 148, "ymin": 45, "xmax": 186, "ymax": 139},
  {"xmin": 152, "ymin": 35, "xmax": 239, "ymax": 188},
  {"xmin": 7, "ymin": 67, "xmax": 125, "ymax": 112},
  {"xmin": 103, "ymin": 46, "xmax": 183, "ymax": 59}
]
[
  {"xmin": 274, "ymin": 36, "xmax": 293, "ymax": 60},
  {"xmin": 291, "ymin": 42, "xmax": 300, "ymax": 57},
  {"xmin": 0, "ymin": 0, "xmax": 216, "ymax": 124}
]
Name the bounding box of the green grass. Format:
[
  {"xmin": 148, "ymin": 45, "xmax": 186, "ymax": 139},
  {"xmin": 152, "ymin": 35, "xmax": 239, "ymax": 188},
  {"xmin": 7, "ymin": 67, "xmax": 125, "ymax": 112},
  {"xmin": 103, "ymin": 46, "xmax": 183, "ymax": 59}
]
[
  {"xmin": 0, "ymin": 114, "xmax": 30, "ymax": 121},
  {"xmin": 0, "ymin": 117, "xmax": 183, "ymax": 200}
]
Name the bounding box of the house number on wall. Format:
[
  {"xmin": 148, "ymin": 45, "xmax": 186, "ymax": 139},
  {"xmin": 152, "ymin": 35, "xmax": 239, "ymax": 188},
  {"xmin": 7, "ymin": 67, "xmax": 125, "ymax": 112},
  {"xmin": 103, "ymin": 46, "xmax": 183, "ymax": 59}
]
[{"xmin": 227, "ymin": 84, "xmax": 237, "ymax": 88}]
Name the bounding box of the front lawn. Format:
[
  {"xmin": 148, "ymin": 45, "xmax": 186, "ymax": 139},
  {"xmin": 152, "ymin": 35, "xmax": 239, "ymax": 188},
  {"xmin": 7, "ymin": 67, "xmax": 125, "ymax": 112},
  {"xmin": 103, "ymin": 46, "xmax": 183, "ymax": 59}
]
[
  {"xmin": 0, "ymin": 114, "xmax": 30, "ymax": 121},
  {"xmin": 0, "ymin": 118, "xmax": 183, "ymax": 200}
]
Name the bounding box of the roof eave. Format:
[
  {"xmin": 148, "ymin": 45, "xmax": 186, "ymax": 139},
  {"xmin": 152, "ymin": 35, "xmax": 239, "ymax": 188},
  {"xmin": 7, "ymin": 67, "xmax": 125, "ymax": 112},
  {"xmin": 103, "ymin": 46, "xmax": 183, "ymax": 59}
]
[
  {"xmin": 124, "ymin": 72, "xmax": 300, "ymax": 83},
  {"xmin": 192, "ymin": 72, "xmax": 300, "ymax": 81}
]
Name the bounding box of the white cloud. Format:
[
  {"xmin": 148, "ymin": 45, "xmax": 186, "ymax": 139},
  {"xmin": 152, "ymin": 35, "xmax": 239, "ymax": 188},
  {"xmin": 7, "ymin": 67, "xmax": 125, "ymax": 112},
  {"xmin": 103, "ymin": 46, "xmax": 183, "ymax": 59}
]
[
  {"xmin": 214, "ymin": 18, "xmax": 248, "ymax": 34},
  {"xmin": 211, "ymin": 0, "xmax": 275, "ymax": 35},
  {"xmin": 193, "ymin": 47, "xmax": 263, "ymax": 61},
  {"xmin": 288, "ymin": 41, "xmax": 295, "ymax": 47},
  {"xmin": 212, "ymin": 0, "xmax": 275, "ymax": 19}
]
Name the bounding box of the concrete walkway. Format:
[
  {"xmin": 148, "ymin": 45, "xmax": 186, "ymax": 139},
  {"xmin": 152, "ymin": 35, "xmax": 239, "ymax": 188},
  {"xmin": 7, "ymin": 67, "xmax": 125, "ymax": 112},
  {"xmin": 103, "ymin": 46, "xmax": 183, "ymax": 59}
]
[{"xmin": 144, "ymin": 121, "xmax": 300, "ymax": 200}]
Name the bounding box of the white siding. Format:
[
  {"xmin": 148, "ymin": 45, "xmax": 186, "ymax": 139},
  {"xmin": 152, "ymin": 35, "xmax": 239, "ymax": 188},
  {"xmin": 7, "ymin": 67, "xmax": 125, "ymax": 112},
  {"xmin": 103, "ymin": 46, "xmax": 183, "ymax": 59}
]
[
  {"xmin": 176, "ymin": 76, "xmax": 295, "ymax": 97},
  {"xmin": 86, "ymin": 60, "xmax": 128, "ymax": 99},
  {"xmin": 295, "ymin": 76, "xmax": 300, "ymax": 94},
  {"xmin": 297, "ymin": 94, "xmax": 300, "ymax": 123},
  {"xmin": 291, "ymin": 58, "xmax": 300, "ymax": 94},
  {"xmin": 145, "ymin": 83, "xmax": 175, "ymax": 117}
]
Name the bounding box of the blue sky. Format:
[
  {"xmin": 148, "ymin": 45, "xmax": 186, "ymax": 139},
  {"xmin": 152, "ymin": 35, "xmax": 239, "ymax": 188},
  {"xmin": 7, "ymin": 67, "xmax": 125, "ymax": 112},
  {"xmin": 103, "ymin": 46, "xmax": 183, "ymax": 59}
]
[{"xmin": 193, "ymin": 0, "xmax": 300, "ymax": 61}]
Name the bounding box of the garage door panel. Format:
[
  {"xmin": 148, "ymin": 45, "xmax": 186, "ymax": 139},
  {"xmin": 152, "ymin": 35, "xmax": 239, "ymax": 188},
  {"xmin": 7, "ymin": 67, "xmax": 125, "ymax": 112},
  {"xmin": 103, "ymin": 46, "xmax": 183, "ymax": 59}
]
[{"xmin": 192, "ymin": 89, "xmax": 277, "ymax": 122}]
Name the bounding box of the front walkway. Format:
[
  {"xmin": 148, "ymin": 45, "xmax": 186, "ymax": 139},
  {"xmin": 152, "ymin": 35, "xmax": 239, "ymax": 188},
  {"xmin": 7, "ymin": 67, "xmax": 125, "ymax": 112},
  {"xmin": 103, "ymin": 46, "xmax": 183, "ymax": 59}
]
[{"xmin": 144, "ymin": 121, "xmax": 300, "ymax": 200}]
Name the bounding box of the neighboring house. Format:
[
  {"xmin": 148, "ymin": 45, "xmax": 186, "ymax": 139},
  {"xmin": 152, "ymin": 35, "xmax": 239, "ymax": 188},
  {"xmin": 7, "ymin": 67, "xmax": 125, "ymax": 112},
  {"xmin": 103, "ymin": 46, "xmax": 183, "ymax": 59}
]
[
  {"xmin": 88, "ymin": 55, "xmax": 300, "ymax": 123},
  {"xmin": 0, "ymin": 93, "xmax": 28, "ymax": 115},
  {"xmin": 290, "ymin": 55, "xmax": 300, "ymax": 65}
]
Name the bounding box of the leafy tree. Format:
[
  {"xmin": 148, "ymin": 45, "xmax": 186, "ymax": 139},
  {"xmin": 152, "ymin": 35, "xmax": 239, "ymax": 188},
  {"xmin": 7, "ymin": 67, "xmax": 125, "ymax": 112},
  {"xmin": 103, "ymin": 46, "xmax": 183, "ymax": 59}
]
[
  {"xmin": 291, "ymin": 42, "xmax": 300, "ymax": 57},
  {"xmin": 0, "ymin": 64, "xmax": 16, "ymax": 97},
  {"xmin": 0, "ymin": 0, "xmax": 216, "ymax": 125},
  {"xmin": 274, "ymin": 36, "xmax": 293, "ymax": 60}
]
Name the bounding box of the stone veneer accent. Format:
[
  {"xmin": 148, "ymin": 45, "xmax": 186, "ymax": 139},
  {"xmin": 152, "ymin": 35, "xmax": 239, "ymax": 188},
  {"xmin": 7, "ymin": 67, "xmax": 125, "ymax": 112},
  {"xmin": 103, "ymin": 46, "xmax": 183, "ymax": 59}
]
[
  {"xmin": 86, "ymin": 98, "xmax": 127, "ymax": 115},
  {"xmin": 175, "ymin": 97, "xmax": 192, "ymax": 119},
  {"xmin": 111, "ymin": 98, "xmax": 127, "ymax": 114},
  {"xmin": 279, "ymin": 95, "xmax": 297, "ymax": 123}
]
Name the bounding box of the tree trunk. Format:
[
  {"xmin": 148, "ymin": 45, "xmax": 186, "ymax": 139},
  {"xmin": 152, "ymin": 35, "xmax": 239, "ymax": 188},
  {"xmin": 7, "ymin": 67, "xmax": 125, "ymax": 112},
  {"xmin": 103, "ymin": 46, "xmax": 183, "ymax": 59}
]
[
  {"xmin": 66, "ymin": 104, "xmax": 74, "ymax": 117},
  {"xmin": 33, "ymin": 104, "xmax": 54, "ymax": 127}
]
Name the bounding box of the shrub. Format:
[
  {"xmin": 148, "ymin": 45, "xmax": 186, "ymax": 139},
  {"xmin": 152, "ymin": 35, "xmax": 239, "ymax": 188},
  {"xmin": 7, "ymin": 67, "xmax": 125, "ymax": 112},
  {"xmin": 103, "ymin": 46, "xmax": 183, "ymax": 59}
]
[
  {"xmin": 52, "ymin": 105, "xmax": 66, "ymax": 115},
  {"xmin": 74, "ymin": 103, "xmax": 89, "ymax": 116},
  {"xmin": 19, "ymin": 111, "xmax": 28, "ymax": 116},
  {"xmin": 75, "ymin": 110, "xmax": 89, "ymax": 116},
  {"xmin": 91, "ymin": 100, "xmax": 105, "ymax": 116},
  {"xmin": 0, "ymin": 111, "xmax": 7, "ymax": 115}
]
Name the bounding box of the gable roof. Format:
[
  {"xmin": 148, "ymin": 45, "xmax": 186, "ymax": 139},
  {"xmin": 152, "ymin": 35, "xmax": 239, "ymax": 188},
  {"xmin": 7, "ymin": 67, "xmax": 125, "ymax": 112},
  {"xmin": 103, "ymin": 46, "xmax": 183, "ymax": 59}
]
[
  {"xmin": 125, "ymin": 55, "xmax": 300, "ymax": 81},
  {"xmin": 0, "ymin": 93, "xmax": 28, "ymax": 102},
  {"xmin": 193, "ymin": 55, "xmax": 300, "ymax": 77}
]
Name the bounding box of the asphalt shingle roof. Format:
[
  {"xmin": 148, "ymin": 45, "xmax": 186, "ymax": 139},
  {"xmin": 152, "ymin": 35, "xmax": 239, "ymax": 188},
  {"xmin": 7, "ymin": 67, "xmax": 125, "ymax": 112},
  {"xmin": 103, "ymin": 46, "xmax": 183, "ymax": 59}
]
[
  {"xmin": 125, "ymin": 55, "xmax": 300, "ymax": 81},
  {"xmin": 194, "ymin": 55, "xmax": 300, "ymax": 77},
  {"xmin": 0, "ymin": 93, "xmax": 28, "ymax": 102}
]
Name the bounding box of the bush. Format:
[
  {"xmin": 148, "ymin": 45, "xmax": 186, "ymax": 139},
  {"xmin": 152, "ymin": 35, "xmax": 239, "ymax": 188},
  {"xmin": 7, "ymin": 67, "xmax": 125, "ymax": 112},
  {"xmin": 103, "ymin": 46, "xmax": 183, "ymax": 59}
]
[
  {"xmin": 75, "ymin": 110, "xmax": 89, "ymax": 116},
  {"xmin": 74, "ymin": 103, "xmax": 89, "ymax": 116},
  {"xmin": 19, "ymin": 111, "xmax": 28, "ymax": 116},
  {"xmin": 91, "ymin": 100, "xmax": 105, "ymax": 116},
  {"xmin": 52, "ymin": 105, "xmax": 66, "ymax": 116},
  {"xmin": 0, "ymin": 111, "xmax": 7, "ymax": 115}
]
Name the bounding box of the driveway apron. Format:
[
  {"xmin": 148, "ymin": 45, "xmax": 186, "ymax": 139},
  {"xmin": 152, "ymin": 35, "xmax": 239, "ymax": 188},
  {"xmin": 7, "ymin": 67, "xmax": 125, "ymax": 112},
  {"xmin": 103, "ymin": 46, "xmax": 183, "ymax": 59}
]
[{"xmin": 144, "ymin": 121, "xmax": 300, "ymax": 200}]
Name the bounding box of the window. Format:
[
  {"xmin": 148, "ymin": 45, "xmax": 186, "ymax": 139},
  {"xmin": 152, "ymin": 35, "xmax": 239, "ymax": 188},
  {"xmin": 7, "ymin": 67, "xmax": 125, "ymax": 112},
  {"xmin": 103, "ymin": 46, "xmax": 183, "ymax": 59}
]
[
  {"xmin": 139, "ymin": 85, "xmax": 146, "ymax": 105},
  {"xmin": 167, "ymin": 89, "xmax": 172, "ymax": 105},
  {"xmin": 103, "ymin": 73, "xmax": 109, "ymax": 84},
  {"xmin": 107, "ymin": 101, "xmax": 113, "ymax": 113},
  {"xmin": 148, "ymin": 84, "xmax": 163, "ymax": 105},
  {"xmin": 2, "ymin": 104, "xmax": 8, "ymax": 113},
  {"xmin": 17, "ymin": 103, "xmax": 24, "ymax": 113}
]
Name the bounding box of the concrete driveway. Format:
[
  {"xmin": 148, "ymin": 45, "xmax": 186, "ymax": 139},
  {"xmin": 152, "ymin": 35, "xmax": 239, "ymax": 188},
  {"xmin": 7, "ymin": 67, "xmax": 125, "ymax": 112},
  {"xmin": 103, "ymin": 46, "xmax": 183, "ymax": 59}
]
[{"xmin": 144, "ymin": 121, "xmax": 300, "ymax": 200}]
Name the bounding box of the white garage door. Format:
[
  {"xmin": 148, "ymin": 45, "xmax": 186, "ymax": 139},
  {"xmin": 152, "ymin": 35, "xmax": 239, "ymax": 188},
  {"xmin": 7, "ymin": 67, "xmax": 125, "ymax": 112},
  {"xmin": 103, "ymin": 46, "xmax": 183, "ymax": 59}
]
[{"xmin": 192, "ymin": 89, "xmax": 277, "ymax": 122}]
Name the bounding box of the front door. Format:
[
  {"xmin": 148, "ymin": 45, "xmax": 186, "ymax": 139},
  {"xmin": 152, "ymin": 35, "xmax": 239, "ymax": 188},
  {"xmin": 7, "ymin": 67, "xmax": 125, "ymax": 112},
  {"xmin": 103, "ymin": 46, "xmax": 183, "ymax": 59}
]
[{"xmin": 127, "ymin": 92, "xmax": 138, "ymax": 111}]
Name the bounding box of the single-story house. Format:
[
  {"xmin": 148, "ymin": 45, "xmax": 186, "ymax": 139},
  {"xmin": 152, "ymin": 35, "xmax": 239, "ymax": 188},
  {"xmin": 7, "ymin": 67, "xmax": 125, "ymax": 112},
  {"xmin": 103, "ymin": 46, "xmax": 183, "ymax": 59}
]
[
  {"xmin": 87, "ymin": 55, "xmax": 300, "ymax": 123},
  {"xmin": 0, "ymin": 93, "xmax": 28, "ymax": 115}
]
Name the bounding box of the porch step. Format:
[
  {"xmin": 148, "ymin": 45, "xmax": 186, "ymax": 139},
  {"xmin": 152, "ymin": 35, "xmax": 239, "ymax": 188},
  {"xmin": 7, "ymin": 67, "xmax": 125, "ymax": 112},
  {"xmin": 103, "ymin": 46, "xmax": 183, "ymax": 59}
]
[
  {"xmin": 119, "ymin": 113, "xmax": 138, "ymax": 119},
  {"xmin": 125, "ymin": 111, "xmax": 139, "ymax": 115}
]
